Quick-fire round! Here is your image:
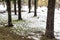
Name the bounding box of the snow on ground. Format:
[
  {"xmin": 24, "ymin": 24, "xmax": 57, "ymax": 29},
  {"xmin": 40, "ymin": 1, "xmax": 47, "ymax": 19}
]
[
  {"xmin": 0, "ymin": 4, "xmax": 60, "ymax": 40},
  {"xmin": 0, "ymin": 4, "xmax": 6, "ymax": 12}
]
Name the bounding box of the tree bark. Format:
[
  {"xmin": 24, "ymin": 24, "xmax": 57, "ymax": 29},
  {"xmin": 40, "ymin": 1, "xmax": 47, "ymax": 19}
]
[
  {"xmin": 18, "ymin": 0, "xmax": 22, "ymax": 20},
  {"xmin": 6, "ymin": 0, "xmax": 13, "ymax": 26},
  {"xmin": 34, "ymin": 0, "xmax": 37, "ymax": 16},
  {"xmin": 28, "ymin": 0, "xmax": 31, "ymax": 13},
  {"xmin": 45, "ymin": 0, "xmax": 56, "ymax": 39},
  {"xmin": 14, "ymin": 0, "xmax": 17, "ymax": 15}
]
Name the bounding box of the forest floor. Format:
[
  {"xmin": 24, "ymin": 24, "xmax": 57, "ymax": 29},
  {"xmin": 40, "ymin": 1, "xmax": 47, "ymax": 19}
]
[{"xmin": 0, "ymin": 27, "xmax": 34, "ymax": 40}]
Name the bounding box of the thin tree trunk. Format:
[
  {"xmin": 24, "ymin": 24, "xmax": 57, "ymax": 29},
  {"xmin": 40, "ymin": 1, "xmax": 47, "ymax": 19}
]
[
  {"xmin": 2, "ymin": 0, "xmax": 5, "ymax": 7},
  {"xmin": 45, "ymin": 0, "xmax": 56, "ymax": 39},
  {"xmin": 6, "ymin": 0, "xmax": 13, "ymax": 26},
  {"xmin": 34, "ymin": 0, "xmax": 37, "ymax": 16},
  {"xmin": 18, "ymin": 0, "xmax": 22, "ymax": 20},
  {"xmin": 28, "ymin": 0, "xmax": 31, "ymax": 13},
  {"xmin": 14, "ymin": 0, "xmax": 17, "ymax": 15}
]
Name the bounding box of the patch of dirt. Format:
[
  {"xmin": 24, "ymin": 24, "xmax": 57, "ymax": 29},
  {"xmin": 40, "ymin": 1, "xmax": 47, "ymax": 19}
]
[{"xmin": 0, "ymin": 27, "xmax": 34, "ymax": 40}]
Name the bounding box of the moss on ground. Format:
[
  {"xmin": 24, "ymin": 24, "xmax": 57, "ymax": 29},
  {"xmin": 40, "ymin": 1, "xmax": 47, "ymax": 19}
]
[
  {"xmin": 40, "ymin": 35, "xmax": 57, "ymax": 40},
  {"xmin": 0, "ymin": 27, "xmax": 34, "ymax": 40},
  {"xmin": 12, "ymin": 20, "xmax": 26, "ymax": 23}
]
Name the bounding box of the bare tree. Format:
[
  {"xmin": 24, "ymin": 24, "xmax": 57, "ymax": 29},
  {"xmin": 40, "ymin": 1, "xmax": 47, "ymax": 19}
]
[
  {"xmin": 34, "ymin": 0, "xmax": 37, "ymax": 16},
  {"xmin": 14, "ymin": 0, "xmax": 17, "ymax": 15},
  {"xmin": 6, "ymin": 0, "xmax": 13, "ymax": 26},
  {"xmin": 28, "ymin": 0, "xmax": 31, "ymax": 13},
  {"xmin": 45, "ymin": 0, "xmax": 56, "ymax": 39},
  {"xmin": 18, "ymin": 0, "xmax": 22, "ymax": 20}
]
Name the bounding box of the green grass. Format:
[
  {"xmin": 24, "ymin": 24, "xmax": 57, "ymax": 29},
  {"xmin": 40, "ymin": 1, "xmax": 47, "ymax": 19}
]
[{"xmin": 12, "ymin": 20, "xmax": 26, "ymax": 23}]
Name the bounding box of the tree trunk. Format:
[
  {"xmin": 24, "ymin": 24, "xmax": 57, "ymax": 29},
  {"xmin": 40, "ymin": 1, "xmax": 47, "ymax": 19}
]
[
  {"xmin": 34, "ymin": 0, "xmax": 37, "ymax": 16},
  {"xmin": 45, "ymin": 0, "xmax": 56, "ymax": 39},
  {"xmin": 14, "ymin": 0, "xmax": 17, "ymax": 15},
  {"xmin": 2, "ymin": 0, "xmax": 5, "ymax": 7},
  {"xmin": 6, "ymin": 0, "xmax": 13, "ymax": 26},
  {"xmin": 18, "ymin": 0, "xmax": 22, "ymax": 20},
  {"xmin": 28, "ymin": 0, "xmax": 31, "ymax": 13}
]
